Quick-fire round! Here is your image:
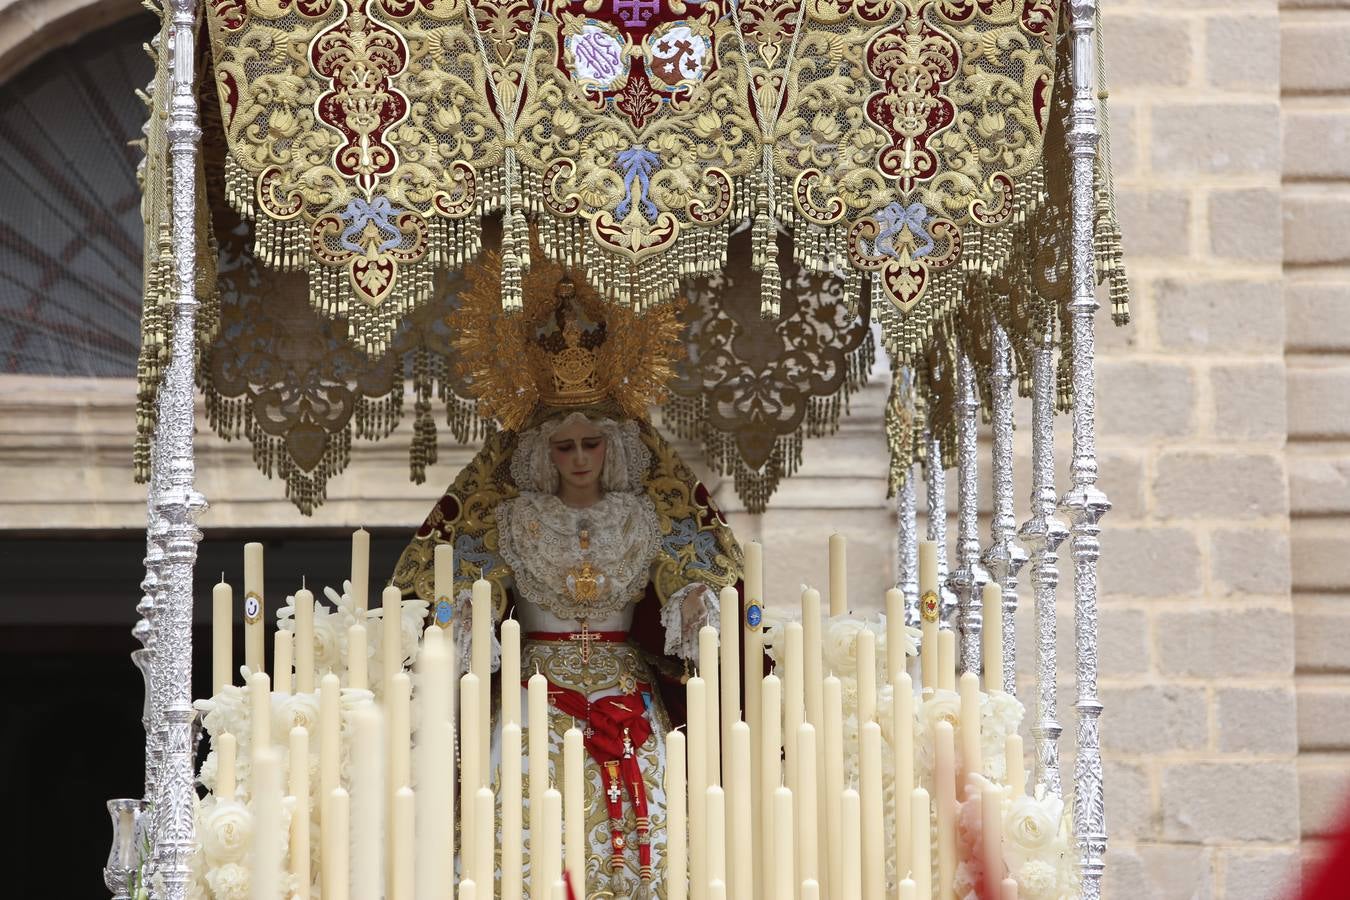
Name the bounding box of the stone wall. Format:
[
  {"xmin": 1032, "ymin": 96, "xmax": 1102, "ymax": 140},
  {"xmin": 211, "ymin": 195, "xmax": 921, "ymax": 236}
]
[{"xmin": 1282, "ymin": 0, "xmax": 1350, "ymax": 875}]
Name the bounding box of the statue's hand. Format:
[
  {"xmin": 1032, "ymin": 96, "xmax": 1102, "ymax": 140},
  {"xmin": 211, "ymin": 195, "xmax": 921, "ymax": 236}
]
[{"xmin": 681, "ymin": 583, "xmax": 715, "ymax": 636}]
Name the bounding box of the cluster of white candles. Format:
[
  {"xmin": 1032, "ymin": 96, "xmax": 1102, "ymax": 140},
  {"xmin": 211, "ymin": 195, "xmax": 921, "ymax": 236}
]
[{"xmin": 206, "ymin": 530, "xmax": 1028, "ymax": 899}]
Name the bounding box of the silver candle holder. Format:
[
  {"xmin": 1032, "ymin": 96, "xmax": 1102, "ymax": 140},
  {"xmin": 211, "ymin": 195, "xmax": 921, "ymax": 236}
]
[{"xmin": 105, "ymin": 799, "xmax": 148, "ymax": 900}]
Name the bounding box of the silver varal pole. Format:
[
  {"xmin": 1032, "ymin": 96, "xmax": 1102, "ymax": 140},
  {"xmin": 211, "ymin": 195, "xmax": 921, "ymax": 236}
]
[
  {"xmin": 898, "ymin": 464, "xmax": 920, "ymax": 625},
  {"xmin": 949, "ymin": 351, "xmax": 988, "ymax": 674},
  {"xmin": 982, "ymin": 323, "xmax": 1027, "ymax": 695},
  {"xmin": 1018, "ymin": 325, "xmax": 1068, "ymax": 797},
  {"xmin": 1063, "ymin": 1, "xmax": 1110, "ymax": 896},
  {"xmin": 924, "ymin": 431, "xmax": 959, "ymax": 624},
  {"xmin": 149, "ymin": 0, "xmax": 207, "ymax": 895}
]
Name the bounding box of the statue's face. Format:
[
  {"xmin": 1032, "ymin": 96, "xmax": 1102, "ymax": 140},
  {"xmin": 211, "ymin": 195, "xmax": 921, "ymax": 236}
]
[{"xmin": 549, "ymin": 416, "xmax": 607, "ymax": 496}]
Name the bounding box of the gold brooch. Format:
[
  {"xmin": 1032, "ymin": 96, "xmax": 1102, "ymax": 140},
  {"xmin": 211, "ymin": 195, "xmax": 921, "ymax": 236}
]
[{"xmin": 921, "ymin": 590, "xmax": 940, "ymax": 623}]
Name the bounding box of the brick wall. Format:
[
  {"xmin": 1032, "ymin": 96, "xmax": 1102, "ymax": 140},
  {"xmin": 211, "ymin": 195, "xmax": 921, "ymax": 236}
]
[
  {"xmin": 1282, "ymin": 0, "xmax": 1350, "ymax": 873},
  {"xmin": 1099, "ymin": 2, "xmax": 1301, "ymax": 897}
]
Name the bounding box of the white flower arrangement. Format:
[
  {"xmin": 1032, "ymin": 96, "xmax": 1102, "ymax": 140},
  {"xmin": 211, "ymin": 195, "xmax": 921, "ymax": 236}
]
[{"xmin": 191, "ymin": 579, "xmax": 430, "ymax": 898}]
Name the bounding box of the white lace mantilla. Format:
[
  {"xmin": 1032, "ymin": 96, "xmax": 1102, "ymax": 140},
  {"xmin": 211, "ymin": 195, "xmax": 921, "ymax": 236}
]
[{"xmin": 496, "ymin": 491, "xmax": 661, "ymax": 622}]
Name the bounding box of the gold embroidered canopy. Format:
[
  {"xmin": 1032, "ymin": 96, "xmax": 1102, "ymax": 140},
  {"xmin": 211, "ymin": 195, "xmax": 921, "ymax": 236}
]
[{"xmin": 135, "ymin": 0, "xmax": 1128, "ymax": 513}]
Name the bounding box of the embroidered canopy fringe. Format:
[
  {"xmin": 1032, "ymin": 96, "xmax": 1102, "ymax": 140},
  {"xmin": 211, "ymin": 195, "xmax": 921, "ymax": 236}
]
[{"xmin": 133, "ymin": 0, "xmax": 1133, "ymax": 511}]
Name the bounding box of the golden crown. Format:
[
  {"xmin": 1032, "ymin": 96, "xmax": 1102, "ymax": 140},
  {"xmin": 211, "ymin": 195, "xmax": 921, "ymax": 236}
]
[{"xmin": 450, "ymin": 235, "xmax": 685, "ymax": 432}]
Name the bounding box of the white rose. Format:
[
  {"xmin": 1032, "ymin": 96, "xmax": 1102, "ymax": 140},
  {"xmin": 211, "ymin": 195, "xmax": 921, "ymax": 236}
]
[
  {"xmin": 205, "ymin": 862, "xmax": 250, "ymax": 900},
  {"xmin": 275, "ymin": 691, "xmax": 321, "ymax": 738},
  {"xmin": 199, "ymin": 800, "xmax": 252, "ymax": 864},
  {"xmin": 821, "ymin": 617, "xmax": 869, "ymax": 676},
  {"xmin": 1003, "ymin": 793, "xmax": 1063, "ymax": 865}
]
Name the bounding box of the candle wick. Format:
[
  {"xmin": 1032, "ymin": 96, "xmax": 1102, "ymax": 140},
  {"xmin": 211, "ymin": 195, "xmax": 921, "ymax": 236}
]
[
  {"xmin": 302, "ymin": 575, "xmax": 306, "ymax": 589},
  {"xmin": 220, "ymin": 571, "xmax": 225, "ymax": 584}
]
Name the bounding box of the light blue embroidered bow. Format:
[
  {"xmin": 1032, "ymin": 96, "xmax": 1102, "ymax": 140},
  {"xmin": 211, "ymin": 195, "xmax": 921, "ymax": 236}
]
[
  {"xmin": 615, "ymin": 146, "xmax": 661, "ymax": 222},
  {"xmin": 340, "ymin": 196, "xmax": 403, "ymax": 254},
  {"xmin": 874, "ymin": 201, "xmax": 935, "ymax": 259}
]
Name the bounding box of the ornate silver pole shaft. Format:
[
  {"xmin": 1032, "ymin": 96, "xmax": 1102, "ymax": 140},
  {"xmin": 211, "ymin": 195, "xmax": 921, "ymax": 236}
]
[
  {"xmin": 1018, "ymin": 328, "xmax": 1068, "ymax": 797},
  {"xmin": 897, "ymin": 464, "xmax": 920, "ymax": 625},
  {"xmin": 1063, "ymin": 2, "xmax": 1110, "ymax": 897},
  {"xmin": 149, "ymin": 0, "xmax": 207, "ymax": 895},
  {"xmin": 981, "ymin": 324, "xmax": 1027, "ymax": 695},
  {"xmin": 925, "ymin": 431, "xmax": 959, "ymax": 625},
  {"xmin": 948, "ymin": 351, "xmax": 988, "ymax": 674}
]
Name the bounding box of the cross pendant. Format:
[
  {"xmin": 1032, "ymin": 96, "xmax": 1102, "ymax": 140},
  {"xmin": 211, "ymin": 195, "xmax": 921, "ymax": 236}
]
[{"xmin": 571, "ymin": 620, "xmax": 595, "ymax": 664}]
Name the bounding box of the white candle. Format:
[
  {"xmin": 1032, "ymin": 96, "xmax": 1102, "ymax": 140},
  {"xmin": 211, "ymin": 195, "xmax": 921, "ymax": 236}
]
[
  {"xmin": 982, "ymin": 782, "xmax": 1004, "ymax": 894},
  {"xmin": 433, "ymin": 542, "xmax": 453, "ymax": 614},
  {"xmin": 860, "ymin": 722, "xmax": 883, "ymax": 900},
  {"xmin": 251, "ymin": 746, "xmax": 282, "ymax": 900},
  {"xmin": 1006, "ymin": 733, "xmax": 1025, "ymax": 797},
  {"xmin": 216, "ymin": 732, "xmax": 236, "ymax": 799},
  {"xmin": 700, "ymin": 625, "xmax": 721, "ymax": 787},
  {"xmin": 802, "ymin": 880, "xmax": 820, "ymax": 900},
  {"xmin": 1001, "ymin": 877, "xmax": 1019, "ymax": 900},
  {"xmin": 320, "ymin": 674, "xmax": 340, "ymax": 849},
  {"xmin": 857, "ymin": 628, "xmax": 876, "ymax": 726},
  {"xmin": 899, "ymin": 879, "xmax": 916, "ymax": 900},
  {"xmin": 382, "ymin": 585, "xmax": 403, "ymax": 692},
  {"xmin": 828, "ymin": 533, "xmax": 847, "ymax": 616},
  {"xmin": 352, "ymin": 528, "xmax": 371, "ymax": 614},
  {"xmin": 213, "ymin": 579, "xmax": 233, "ymax": 695},
  {"xmin": 326, "ymin": 788, "xmax": 349, "ymax": 900},
  {"xmin": 935, "ymin": 721, "xmax": 957, "ymax": 900},
  {"xmin": 710, "ymin": 880, "xmax": 726, "ymax": 900},
  {"xmin": 885, "ymin": 588, "xmax": 905, "ymax": 685},
  {"xmin": 564, "ymin": 725, "xmax": 585, "ymax": 899},
  {"xmin": 348, "ymin": 623, "xmax": 368, "ymax": 690},
  {"xmin": 289, "ymin": 726, "xmax": 311, "ymax": 899},
  {"xmin": 823, "ymin": 675, "xmax": 844, "ymax": 900},
  {"xmin": 460, "ymin": 672, "xmax": 480, "ymax": 872},
  {"xmin": 274, "ymin": 629, "xmax": 293, "ymax": 694},
  {"xmin": 528, "ymin": 666, "xmax": 549, "ymax": 896},
  {"xmin": 542, "ymin": 788, "xmax": 563, "ymax": 893},
  {"xmin": 249, "ymin": 671, "xmax": 271, "ymax": 749},
  {"xmin": 719, "ymin": 585, "xmax": 740, "ymax": 770},
  {"xmin": 244, "ymin": 542, "xmax": 265, "ymax": 676},
  {"xmin": 472, "ymin": 579, "xmax": 492, "ymax": 778},
  {"xmin": 840, "ymin": 788, "xmax": 861, "ymax": 900},
  {"xmin": 773, "ymin": 785, "xmax": 794, "ymax": 900},
  {"xmin": 351, "ymin": 704, "xmax": 384, "ymax": 899},
  {"xmin": 392, "ymin": 786, "xmax": 415, "ymax": 900},
  {"xmin": 938, "ymin": 629, "xmax": 956, "ymax": 692},
  {"xmin": 982, "ymin": 582, "xmax": 1003, "ymax": 693},
  {"xmin": 729, "ymin": 722, "xmax": 752, "ymax": 900},
  {"xmin": 911, "ymin": 788, "xmax": 931, "ymax": 900},
  {"xmin": 919, "ymin": 541, "xmax": 938, "ymax": 693},
  {"xmin": 795, "ymin": 723, "xmax": 818, "ymax": 893},
  {"xmin": 388, "ymin": 669, "xmax": 412, "ymax": 895},
  {"xmin": 502, "ymin": 618, "xmax": 522, "ymax": 727},
  {"xmin": 760, "ymin": 672, "xmax": 782, "ymax": 891},
  {"xmin": 501, "ymin": 722, "xmax": 523, "ymax": 900},
  {"xmin": 959, "ymin": 671, "xmax": 982, "ymax": 791},
  {"xmin": 295, "ymin": 585, "xmax": 315, "ymax": 692},
  {"xmin": 784, "ymin": 622, "xmax": 804, "ymax": 803},
  {"xmin": 687, "ymin": 676, "xmax": 708, "ymax": 900},
  {"xmin": 743, "ymin": 541, "xmax": 764, "ymax": 892},
  {"xmin": 461, "ymin": 880, "xmax": 477, "ymax": 900},
  {"xmin": 416, "ymin": 635, "xmax": 455, "ymax": 900},
  {"xmin": 707, "ymin": 784, "xmax": 726, "ymax": 887},
  {"xmin": 893, "ymin": 673, "xmax": 914, "ymax": 882},
  {"xmin": 801, "ymin": 588, "xmax": 823, "ymax": 732},
  {"xmin": 666, "ymin": 730, "xmax": 688, "ymax": 900},
  {"xmin": 475, "ymin": 786, "xmax": 494, "ymax": 893}
]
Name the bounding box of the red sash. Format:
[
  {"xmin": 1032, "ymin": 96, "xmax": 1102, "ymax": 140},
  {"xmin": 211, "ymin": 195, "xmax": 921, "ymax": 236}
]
[{"xmin": 521, "ymin": 637, "xmax": 655, "ymax": 888}]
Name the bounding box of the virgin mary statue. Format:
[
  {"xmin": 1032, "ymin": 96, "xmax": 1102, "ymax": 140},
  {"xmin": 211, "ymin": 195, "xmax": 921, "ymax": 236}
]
[{"xmin": 391, "ymin": 247, "xmax": 744, "ymax": 897}]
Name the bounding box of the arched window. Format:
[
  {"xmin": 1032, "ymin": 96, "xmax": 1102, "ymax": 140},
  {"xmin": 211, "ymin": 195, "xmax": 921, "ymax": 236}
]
[{"xmin": 0, "ymin": 15, "xmax": 154, "ymax": 377}]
